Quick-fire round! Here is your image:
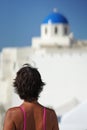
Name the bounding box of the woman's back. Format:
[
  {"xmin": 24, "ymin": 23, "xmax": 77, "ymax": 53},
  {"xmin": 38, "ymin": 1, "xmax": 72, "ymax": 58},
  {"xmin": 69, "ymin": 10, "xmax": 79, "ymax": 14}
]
[
  {"xmin": 3, "ymin": 64, "xmax": 59, "ymax": 130},
  {"xmin": 3, "ymin": 102, "xmax": 59, "ymax": 130}
]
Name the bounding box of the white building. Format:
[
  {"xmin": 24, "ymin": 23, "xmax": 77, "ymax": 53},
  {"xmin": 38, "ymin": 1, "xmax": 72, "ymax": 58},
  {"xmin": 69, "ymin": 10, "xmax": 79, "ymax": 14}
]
[
  {"xmin": 0, "ymin": 10, "xmax": 87, "ymax": 119},
  {"xmin": 32, "ymin": 9, "xmax": 74, "ymax": 48}
]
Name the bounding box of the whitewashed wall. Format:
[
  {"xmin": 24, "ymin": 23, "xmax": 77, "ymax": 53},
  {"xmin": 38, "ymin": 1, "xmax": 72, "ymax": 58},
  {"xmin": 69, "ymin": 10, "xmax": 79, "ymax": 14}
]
[{"xmin": 31, "ymin": 51, "xmax": 87, "ymax": 109}]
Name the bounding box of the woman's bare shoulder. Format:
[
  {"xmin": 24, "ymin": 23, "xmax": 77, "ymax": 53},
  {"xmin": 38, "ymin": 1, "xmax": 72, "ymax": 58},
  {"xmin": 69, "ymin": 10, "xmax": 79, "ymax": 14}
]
[
  {"xmin": 45, "ymin": 106, "xmax": 57, "ymax": 118},
  {"xmin": 45, "ymin": 107, "xmax": 59, "ymax": 130},
  {"xmin": 7, "ymin": 106, "xmax": 20, "ymax": 112},
  {"xmin": 6, "ymin": 106, "xmax": 21, "ymax": 118},
  {"xmin": 3, "ymin": 107, "xmax": 22, "ymax": 130},
  {"xmin": 45, "ymin": 106, "xmax": 56, "ymax": 112}
]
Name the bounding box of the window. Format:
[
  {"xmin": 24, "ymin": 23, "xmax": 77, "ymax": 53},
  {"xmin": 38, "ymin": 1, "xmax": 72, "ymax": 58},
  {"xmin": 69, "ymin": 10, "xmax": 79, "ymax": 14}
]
[
  {"xmin": 45, "ymin": 27, "xmax": 47, "ymax": 34},
  {"xmin": 55, "ymin": 26, "xmax": 58, "ymax": 34},
  {"xmin": 64, "ymin": 27, "xmax": 67, "ymax": 35}
]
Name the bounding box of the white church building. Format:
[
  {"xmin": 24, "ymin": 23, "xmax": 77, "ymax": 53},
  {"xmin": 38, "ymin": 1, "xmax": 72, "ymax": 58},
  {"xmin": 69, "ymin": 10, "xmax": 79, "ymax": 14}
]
[
  {"xmin": 0, "ymin": 10, "xmax": 87, "ymax": 128},
  {"xmin": 32, "ymin": 9, "xmax": 74, "ymax": 48}
]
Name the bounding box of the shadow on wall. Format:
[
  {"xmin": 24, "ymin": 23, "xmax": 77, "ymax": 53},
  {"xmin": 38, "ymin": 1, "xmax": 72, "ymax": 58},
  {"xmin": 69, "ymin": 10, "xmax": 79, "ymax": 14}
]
[
  {"xmin": 58, "ymin": 115, "xmax": 62, "ymax": 123},
  {"xmin": 0, "ymin": 104, "xmax": 6, "ymax": 130}
]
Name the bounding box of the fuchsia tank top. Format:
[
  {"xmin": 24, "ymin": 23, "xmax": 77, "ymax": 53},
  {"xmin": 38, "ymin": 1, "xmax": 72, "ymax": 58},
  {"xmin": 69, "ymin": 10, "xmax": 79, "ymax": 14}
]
[{"xmin": 20, "ymin": 106, "xmax": 46, "ymax": 130}]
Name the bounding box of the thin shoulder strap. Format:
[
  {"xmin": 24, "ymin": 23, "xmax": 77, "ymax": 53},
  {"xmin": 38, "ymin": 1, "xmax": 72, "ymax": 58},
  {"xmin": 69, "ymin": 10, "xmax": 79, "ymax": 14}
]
[
  {"xmin": 43, "ymin": 107, "xmax": 46, "ymax": 130},
  {"xmin": 20, "ymin": 106, "xmax": 26, "ymax": 130}
]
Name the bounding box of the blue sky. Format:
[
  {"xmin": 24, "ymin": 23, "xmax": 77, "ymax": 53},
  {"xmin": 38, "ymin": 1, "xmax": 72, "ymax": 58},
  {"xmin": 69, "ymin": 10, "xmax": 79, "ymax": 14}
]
[{"xmin": 0, "ymin": 0, "xmax": 87, "ymax": 50}]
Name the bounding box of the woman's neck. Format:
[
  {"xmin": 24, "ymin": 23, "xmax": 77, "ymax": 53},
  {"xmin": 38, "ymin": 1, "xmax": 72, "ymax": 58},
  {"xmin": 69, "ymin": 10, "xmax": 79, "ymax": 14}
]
[{"xmin": 23, "ymin": 100, "xmax": 39, "ymax": 106}]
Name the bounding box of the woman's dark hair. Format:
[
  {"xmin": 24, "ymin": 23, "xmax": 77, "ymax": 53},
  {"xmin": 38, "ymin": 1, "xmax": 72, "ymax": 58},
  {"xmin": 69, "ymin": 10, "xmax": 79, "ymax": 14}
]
[{"xmin": 13, "ymin": 64, "xmax": 45, "ymax": 102}]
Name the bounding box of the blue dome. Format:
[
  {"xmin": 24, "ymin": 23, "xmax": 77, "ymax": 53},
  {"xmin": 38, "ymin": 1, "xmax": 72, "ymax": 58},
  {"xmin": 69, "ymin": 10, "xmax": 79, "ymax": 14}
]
[{"xmin": 43, "ymin": 12, "xmax": 68, "ymax": 24}]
